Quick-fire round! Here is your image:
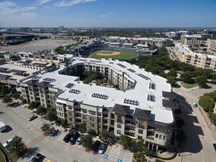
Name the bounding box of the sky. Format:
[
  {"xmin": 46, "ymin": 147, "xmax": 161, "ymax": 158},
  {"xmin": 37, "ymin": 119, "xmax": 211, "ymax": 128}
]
[{"xmin": 0, "ymin": 0, "xmax": 216, "ymax": 27}]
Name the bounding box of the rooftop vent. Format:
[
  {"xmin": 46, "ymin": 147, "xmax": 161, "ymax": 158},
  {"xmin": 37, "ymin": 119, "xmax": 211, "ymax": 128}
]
[
  {"xmin": 137, "ymin": 74, "xmax": 150, "ymax": 80},
  {"xmin": 117, "ymin": 63, "xmax": 126, "ymax": 68},
  {"xmin": 124, "ymin": 99, "xmax": 139, "ymax": 106},
  {"xmin": 43, "ymin": 78, "xmax": 56, "ymax": 82},
  {"xmin": 147, "ymin": 94, "xmax": 155, "ymax": 102},
  {"xmin": 69, "ymin": 89, "xmax": 81, "ymax": 94},
  {"xmin": 149, "ymin": 82, "xmax": 156, "ymax": 90},
  {"xmin": 65, "ymin": 83, "xmax": 74, "ymax": 88},
  {"xmin": 91, "ymin": 93, "xmax": 109, "ymax": 100},
  {"xmin": 127, "ymin": 68, "xmax": 135, "ymax": 73}
]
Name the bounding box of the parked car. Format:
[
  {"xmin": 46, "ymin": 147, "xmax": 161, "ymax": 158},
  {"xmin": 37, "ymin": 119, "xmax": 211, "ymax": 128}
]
[
  {"xmin": 49, "ymin": 129, "xmax": 59, "ymax": 136},
  {"xmin": 76, "ymin": 137, "xmax": 82, "ymax": 145},
  {"xmin": 28, "ymin": 115, "xmax": 38, "ymax": 121},
  {"xmin": 30, "ymin": 153, "xmax": 45, "ymax": 162},
  {"xmin": 192, "ymin": 103, "xmax": 197, "ymax": 107},
  {"xmin": 213, "ymin": 143, "xmax": 216, "ymax": 151},
  {"xmin": 8, "ymin": 102, "xmax": 20, "ymax": 107},
  {"xmin": 92, "ymin": 140, "xmax": 101, "ymax": 153},
  {"xmin": 98, "ymin": 143, "xmax": 106, "ymax": 154},
  {"xmin": 0, "ymin": 121, "xmax": 7, "ymax": 132},
  {"xmin": 69, "ymin": 132, "xmax": 79, "ymax": 145},
  {"xmin": 3, "ymin": 137, "xmax": 15, "ymax": 147},
  {"xmin": 63, "ymin": 133, "xmax": 72, "ymax": 143}
]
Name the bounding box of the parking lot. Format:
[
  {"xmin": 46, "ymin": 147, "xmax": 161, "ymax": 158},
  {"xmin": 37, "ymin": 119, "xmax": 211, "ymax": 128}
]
[{"xmin": 0, "ymin": 100, "xmax": 133, "ymax": 162}]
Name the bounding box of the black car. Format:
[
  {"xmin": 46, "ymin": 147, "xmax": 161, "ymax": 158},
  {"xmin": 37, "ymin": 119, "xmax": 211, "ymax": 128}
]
[
  {"xmin": 92, "ymin": 140, "xmax": 101, "ymax": 153},
  {"xmin": 69, "ymin": 132, "xmax": 79, "ymax": 144},
  {"xmin": 213, "ymin": 143, "xmax": 216, "ymax": 151},
  {"xmin": 49, "ymin": 129, "xmax": 59, "ymax": 136},
  {"xmin": 28, "ymin": 115, "xmax": 38, "ymax": 121},
  {"xmin": 63, "ymin": 133, "xmax": 72, "ymax": 143},
  {"xmin": 30, "ymin": 153, "xmax": 45, "ymax": 162}
]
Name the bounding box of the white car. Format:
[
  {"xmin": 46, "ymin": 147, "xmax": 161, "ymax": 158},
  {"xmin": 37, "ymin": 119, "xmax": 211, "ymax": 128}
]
[
  {"xmin": 3, "ymin": 138, "xmax": 14, "ymax": 147},
  {"xmin": 192, "ymin": 103, "xmax": 197, "ymax": 107},
  {"xmin": 76, "ymin": 137, "xmax": 82, "ymax": 145}
]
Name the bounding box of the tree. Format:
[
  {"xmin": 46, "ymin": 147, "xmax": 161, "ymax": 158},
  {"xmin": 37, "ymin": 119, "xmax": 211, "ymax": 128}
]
[
  {"xmin": 99, "ymin": 131, "xmax": 109, "ymax": 143},
  {"xmin": 119, "ymin": 134, "xmax": 132, "ymax": 150},
  {"xmin": 61, "ymin": 119, "xmax": 69, "ymax": 128},
  {"xmin": 136, "ymin": 139, "xmax": 145, "ymax": 152},
  {"xmin": 198, "ymin": 96, "xmax": 215, "ymax": 112},
  {"xmin": 167, "ymin": 76, "xmax": 177, "ymax": 87},
  {"xmin": 82, "ymin": 135, "xmax": 93, "ymax": 150},
  {"xmin": 36, "ymin": 106, "xmax": 47, "ymax": 116},
  {"xmin": 167, "ymin": 69, "xmax": 177, "ymax": 78},
  {"xmin": 181, "ymin": 72, "xmax": 194, "ymax": 83},
  {"xmin": 78, "ymin": 123, "xmax": 87, "ymax": 135},
  {"xmin": 6, "ymin": 136, "xmax": 27, "ymax": 157},
  {"xmin": 195, "ymin": 76, "xmax": 207, "ymax": 88},
  {"xmin": 3, "ymin": 95, "xmax": 12, "ymax": 103},
  {"xmin": 41, "ymin": 123, "xmax": 50, "ymax": 132},
  {"xmin": 46, "ymin": 110, "xmax": 57, "ymax": 121}
]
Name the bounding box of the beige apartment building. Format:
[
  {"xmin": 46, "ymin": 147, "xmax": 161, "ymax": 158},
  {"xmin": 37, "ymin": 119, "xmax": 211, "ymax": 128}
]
[
  {"xmin": 174, "ymin": 43, "xmax": 216, "ymax": 70},
  {"xmin": 181, "ymin": 35, "xmax": 202, "ymax": 46},
  {"xmin": 207, "ymin": 39, "xmax": 216, "ymax": 54},
  {"xmin": 20, "ymin": 57, "xmax": 176, "ymax": 149}
]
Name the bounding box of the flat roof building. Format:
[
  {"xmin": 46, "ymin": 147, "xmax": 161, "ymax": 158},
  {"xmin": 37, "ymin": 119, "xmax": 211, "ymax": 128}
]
[{"xmin": 20, "ymin": 57, "xmax": 176, "ymax": 149}]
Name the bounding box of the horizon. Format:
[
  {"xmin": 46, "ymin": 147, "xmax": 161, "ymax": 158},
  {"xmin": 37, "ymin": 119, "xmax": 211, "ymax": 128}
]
[{"xmin": 0, "ymin": 0, "xmax": 216, "ymax": 28}]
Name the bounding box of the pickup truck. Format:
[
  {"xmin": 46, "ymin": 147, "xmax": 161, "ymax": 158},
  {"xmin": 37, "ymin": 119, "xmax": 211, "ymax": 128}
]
[{"xmin": 0, "ymin": 121, "xmax": 7, "ymax": 132}]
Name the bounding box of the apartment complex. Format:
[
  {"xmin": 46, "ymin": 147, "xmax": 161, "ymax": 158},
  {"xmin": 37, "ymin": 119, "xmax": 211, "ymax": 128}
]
[
  {"xmin": 20, "ymin": 57, "xmax": 176, "ymax": 149},
  {"xmin": 104, "ymin": 36, "xmax": 173, "ymax": 47},
  {"xmin": 181, "ymin": 35, "xmax": 202, "ymax": 46},
  {"xmin": 207, "ymin": 39, "xmax": 216, "ymax": 54},
  {"xmin": 174, "ymin": 43, "xmax": 216, "ymax": 70}
]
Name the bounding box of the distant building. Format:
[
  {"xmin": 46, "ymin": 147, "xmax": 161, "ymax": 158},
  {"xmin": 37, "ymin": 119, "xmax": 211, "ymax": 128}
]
[
  {"xmin": 181, "ymin": 35, "xmax": 202, "ymax": 46},
  {"xmin": 207, "ymin": 39, "xmax": 216, "ymax": 54},
  {"xmin": 174, "ymin": 43, "xmax": 216, "ymax": 70}
]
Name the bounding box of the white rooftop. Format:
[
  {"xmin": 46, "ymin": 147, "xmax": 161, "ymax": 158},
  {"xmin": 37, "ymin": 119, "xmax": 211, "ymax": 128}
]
[{"xmin": 22, "ymin": 57, "xmax": 173, "ymax": 124}]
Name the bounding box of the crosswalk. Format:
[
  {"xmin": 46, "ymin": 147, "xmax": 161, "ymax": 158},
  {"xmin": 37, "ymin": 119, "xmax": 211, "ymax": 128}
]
[
  {"xmin": 122, "ymin": 150, "xmax": 133, "ymax": 162},
  {"xmin": 108, "ymin": 145, "xmax": 120, "ymax": 161}
]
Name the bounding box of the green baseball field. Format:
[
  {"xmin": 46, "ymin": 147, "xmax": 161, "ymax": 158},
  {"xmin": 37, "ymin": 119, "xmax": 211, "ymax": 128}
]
[{"xmin": 90, "ymin": 50, "xmax": 136, "ymax": 60}]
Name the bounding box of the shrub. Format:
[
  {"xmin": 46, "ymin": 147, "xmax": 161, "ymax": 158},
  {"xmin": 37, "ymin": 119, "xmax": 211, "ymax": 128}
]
[{"xmin": 198, "ymin": 96, "xmax": 215, "ymax": 112}]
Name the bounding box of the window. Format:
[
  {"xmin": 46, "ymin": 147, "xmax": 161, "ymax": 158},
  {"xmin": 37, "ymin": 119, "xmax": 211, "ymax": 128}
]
[
  {"xmin": 89, "ymin": 110, "xmax": 96, "ymax": 115},
  {"xmin": 68, "ymin": 106, "xmax": 72, "ymax": 109},
  {"xmin": 82, "ymin": 109, "xmax": 87, "ymax": 113},
  {"xmin": 138, "ymin": 120, "xmax": 144, "ymax": 128},
  {"xmin": 163, "ymin": 135, "xmax": 167, "ymax": 141},
  {"xmin": 117, "ymin": 130, "xmax": 121, "ymax": 134},
  {"xmin": 90, "ymin": 117, "xmax": 95, "ymax": 121},
  {"xmin": 138, "ymin": 129, "xmax": 143, "ymax": 134},
  {"xmin": 159, "ymin": 135, "xmax": 162, "ymax": 139},
  {"xmin": 83, "ymin": 115, "xmax": 86, "ymax": 119},
  {"xmin": 155, "ymin": 134, "xmax": 158, "ymax": 138},
  {"xmin": 69, "ymin": 118, "xmax": 72, "ymax": 121},
  {"xmin": 117, "ymin": 124, "xmax": 121, "ymax": 128},
  {"xmin": 90, "ymin": 123, "xmax": 95, "ymax": 127}
]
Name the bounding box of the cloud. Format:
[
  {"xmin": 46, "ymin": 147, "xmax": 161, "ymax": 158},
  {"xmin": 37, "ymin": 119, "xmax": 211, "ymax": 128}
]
[
  {"xmin": 37, "ymin": 0, "xmax": 51, "ymax": 5},
  {"xmin": 57, "ymin": 0, "xmax": 97, "ymax": 8},
  {"xmin": 0, "ymin": 1, "xmax": 37, "ymax": 15},
  {"xmin": 99, "ymin": 12, "xmax": 114, "ymax": 18},
  {"xmin": 19, "ymin": 6, "xmax": 37, "ymax": 12}
]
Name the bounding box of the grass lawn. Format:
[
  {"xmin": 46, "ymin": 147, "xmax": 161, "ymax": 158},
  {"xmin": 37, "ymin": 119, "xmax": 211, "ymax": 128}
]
[
  {"xmin": 90, "ymin": 50, "xmax": 137, "ymax": 60},
  {"xmin": 181, "ymin": 82, "xmax": 197, "ymax": 89},
  {"xmin": 0, "ymin": 151, "xmax": 5, "ymax": 162}
]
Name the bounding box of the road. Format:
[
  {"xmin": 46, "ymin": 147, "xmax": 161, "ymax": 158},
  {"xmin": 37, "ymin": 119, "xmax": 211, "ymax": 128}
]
[
  {"xmin": 173, "ymin": 84, "xmax": 216, "ymax": 162},
  {"xmin": 0, "ymin": 101, "xmax": 112, "ymax": 162}
]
